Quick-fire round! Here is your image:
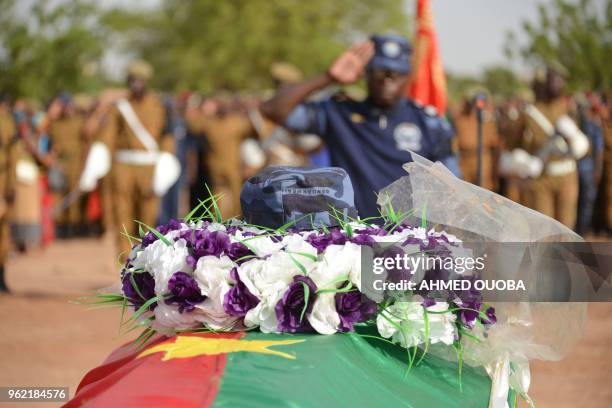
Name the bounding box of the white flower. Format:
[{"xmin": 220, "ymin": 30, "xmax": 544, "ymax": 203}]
[
  {"xmin": 239, "ymin": 234, "xmax": 284, "ymax": 257},
  {"xmin": 132, "ymin": 238, "xmax": 191, "ymax": 294},
  {"xmin": 153, "ymin": 303, "xmax": 201, "ymax": 331},
  {"xmin": 193, "ymin": 281, "xmax": 239, "ymax": 330},
  {"xmin": 239, "ymin": 225, "xmax": 267, "ymax": 235},
  {"xmin": 310, "ymin": 243, "xmax": 361, "ymax": 290},
  {"xmin": 194, "ymin": 255, "xmax": 235, "ymax": 297},
  {"xmin": 207, "ymin": 222, "xmax": 227, "ymax": 232},
  {"xmin": 308, "ymin": 293, "xmax": 340, "ymax": 335},
  {"xmin": 281, "ymin": 234, "xmax": 318, "ymax": 273},
  {"xmin": 425, "ymin": 302, "xmax": 457, "ymax": 346},
  {"xmin": 237, "ymin": 259, "xmax": 294, "ymax": 297},
  {"xmin": 376, "ymin": 300, "xmax": 456, "ymax": 348},
  {"xmin": 238, "ymin": 257, "xmax": 301, "ymax": 333},
  {"xmin": 282, "ymin": 234, "xmax": 316, "ymax": 256},
  {"xmin": 244, "ymin": 289, "xmax": 284, "ymax": 333}
]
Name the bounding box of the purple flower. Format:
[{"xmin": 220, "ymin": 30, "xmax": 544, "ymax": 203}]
[
  {"xmin": 351, "ymin": 233, "xmax": 375, "ymax": 246},
  {"xmin": 458, "ymin": 300, "xmax": 482, "ymax": 327},
  {"xmin": 457, "ymin": 299, "xmax": 497, "ymax": 328},
  {"xmin": 306, "ymin": 228, "xmax": 348, "ymax": 254},
  {"xmin": 335, "ymin": 290, "xmax": 377, "ymax": 332},
  {"xmin": 122, "ymin": 271, "xmax": 157, "ymax": 310},
  {"xmin": 165, "ymin": 271, "xmax": 206, "ymax": 313},
  {"xmin": 226, "ymin": 242, "xmax": 254, "ymax": 264},
  {"xmin": 141, "ymin": 219, "xmax": 183, "ymax": 248},
  {"xmin": 421, "ymin": 297, "xmax": 436, "ymax": 307},
  {"xmin": 275, "ymin": 275, "xmax": 317, "ymax": 333},
  {"xmin": 183, "ymin": 229, "xmax": 231, "ymax": 268},
  {"xmin": 355, "ymin": 226, "xmax": 388, "ymax": 236},
  {"xmin": 481, "ymin": 306, "xmax": 497, "ymax": 326},
  {"xmin": 223, "ymin": 268, "xmax": 260, "ymax": 317}
]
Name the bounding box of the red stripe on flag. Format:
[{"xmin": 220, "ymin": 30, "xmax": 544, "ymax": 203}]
[{"xmin": 64, "ymin": 332, "xmax": 243, "ymax": 408}]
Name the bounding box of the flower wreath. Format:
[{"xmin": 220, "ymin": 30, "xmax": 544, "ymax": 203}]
[{"xmin": 98, "ymin": 198, "xmax": 497, "ymax": 374}]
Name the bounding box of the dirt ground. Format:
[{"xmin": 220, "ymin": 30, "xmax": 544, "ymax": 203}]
[{"xmin": 0, "ymin": 237, "xmax": 611, "ymax": 407}]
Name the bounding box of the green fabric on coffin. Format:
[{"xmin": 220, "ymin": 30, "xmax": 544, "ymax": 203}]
[{"xmin": 213, "ymin": 328, "xmax": 491, "ymax": 408}]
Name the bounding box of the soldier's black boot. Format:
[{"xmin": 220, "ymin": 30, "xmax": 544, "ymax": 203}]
[{"xmin": 0, "ymin": 265, "xmax": 8, "ymax": 293}]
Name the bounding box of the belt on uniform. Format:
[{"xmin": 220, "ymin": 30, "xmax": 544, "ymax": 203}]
[
  {"xmin": 545, "ymin": 159, "xmax": 576, "ymax": 177},
  {"xmin": 115, "ymin": 149, "xmax": 159, "ymax": 166}
]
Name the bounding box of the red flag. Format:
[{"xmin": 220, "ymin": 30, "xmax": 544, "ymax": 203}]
[{"xmin": 408, "ymin": 0, "xmax": 448, "ymax": 114}]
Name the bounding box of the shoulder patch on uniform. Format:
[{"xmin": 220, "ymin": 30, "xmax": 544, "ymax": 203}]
[{"xmin": 350, "ymin": 113, "xmax": 365, "ymax": 123}]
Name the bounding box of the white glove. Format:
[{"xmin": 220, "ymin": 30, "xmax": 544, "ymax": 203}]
[
  {"xmin": 556, "ymin": 115, "xmax": 589, "ymax": 160},
  {"xmin": 153, "ymin": 152, "xmax": 181, "ymax": 197},
  {"xmin": 499, "ymin": 149, "xmax": 543, "ymax": 179},
  {"xmin": 78, "ymin": 142, "xmax": 111, "ymax": 192}
]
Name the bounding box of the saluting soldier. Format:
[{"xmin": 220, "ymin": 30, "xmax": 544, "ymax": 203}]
[
  {"xmin": 98, "ymin": 61, "xmax": 175, "ymax": 259},
  {"xmin": 261, "ymin": 34, "xmax": 461, "ymax": 220}
]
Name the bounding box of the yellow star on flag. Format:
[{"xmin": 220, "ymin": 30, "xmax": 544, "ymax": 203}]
[{"xmin": 138, "ymin": 336, "xmax": 305, "ymax": 361}]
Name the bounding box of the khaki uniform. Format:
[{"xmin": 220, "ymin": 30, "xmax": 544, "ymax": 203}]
[
  {"xmin": 99, "ymin": 92, "xmax": 171, "ymax": 258},
  {"xmin": 602, "ymin": 119, "xmax": 612, "ymax": 228},
  {"xmin": 497, "ymin": 107, "xmax": 529, "ymax": 204},
  {"xmin": 48, "ymin": 116, "xmax": 85, "ymax": 227},
  {"xmin": 521, "ymin": 99, "xmax": 579, "ymax": 228},
  {"xmin": 455, "ymin": 111, "xmax": 499, "ymax": 191},
  {"xmin": 0, "ymin": 110, "xmax": 17, "ymax": 263},
  {"xmin": 188, "ymin": 114, "xmax": 252, "ymax": 219}
]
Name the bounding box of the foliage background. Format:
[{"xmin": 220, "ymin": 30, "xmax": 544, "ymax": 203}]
[{"xmin": 0, "ymin": 0, "xmax": 609, "ymax": 103}]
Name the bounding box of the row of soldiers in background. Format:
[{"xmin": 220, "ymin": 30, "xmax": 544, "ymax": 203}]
[
  {"xmin": 0, "ymin": 62, "xmax": 611, "ymax": 291},
  {"xmin": 0, "ymin": 60, "xmax": 328, "ymax": 291},
  {"xmin": 454, "ymin": 67, "xmax": 610, "ymax": 236}
]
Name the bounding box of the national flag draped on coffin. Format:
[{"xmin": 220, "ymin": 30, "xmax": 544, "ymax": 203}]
[{"xmin": 64, "ymin": 330, "xmax": 491, "ymax": 407}]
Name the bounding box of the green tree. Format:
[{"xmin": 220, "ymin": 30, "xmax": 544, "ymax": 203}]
[
  {"xmin": 505, "ymin": 0, "xmax": 612, "ymax": 91},
  {"xmin": 103, "ymin": 0, "xmax": 411, "ymax": 93},
  {"xmin": 0, "ymin": 0, "xmax": 107, "ymax": 101},
  {"xmin": 481, "ymin": 66, "xmax": 524, "ymax": 99}
]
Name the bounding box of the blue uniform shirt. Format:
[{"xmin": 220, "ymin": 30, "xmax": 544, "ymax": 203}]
[
  {"xmin": 285, "ymin": 95, "xmax": 461, "ymax": 219},
  {"xmin": 578, "ymin": 117, "xmax": 604, "ymax": 174}
]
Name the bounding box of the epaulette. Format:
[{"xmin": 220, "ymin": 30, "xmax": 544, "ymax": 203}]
[
  {"xmin": 408, "ymin": 99, "xmax": 440, "ymax": 117},
  {"xmin": 423, "ymin": 105, "xmax": 439, "ymax": 117}
]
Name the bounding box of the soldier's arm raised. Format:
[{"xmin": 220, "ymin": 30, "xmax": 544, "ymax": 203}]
[
  {"xmin": 261, "ymin": 41, "xmax": 374, "ymax": 124},
  {"xmin": 260, "ymin": 73, "xmax": 333, "ymax": 125}
]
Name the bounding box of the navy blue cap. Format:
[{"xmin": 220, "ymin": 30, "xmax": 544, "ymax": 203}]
[
  {"xmin": 368, "ymin": 34, "xmax": 412, "ymax": 74},
  {"xmin": 240, "ymin": 166, "xmax": 358, "ymax": 230}
]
